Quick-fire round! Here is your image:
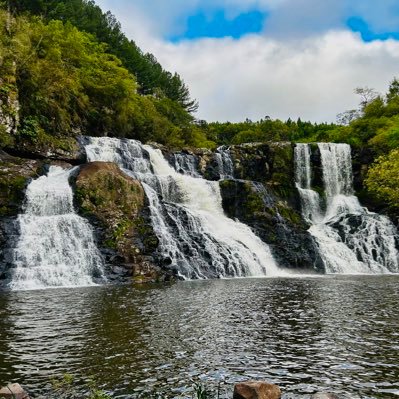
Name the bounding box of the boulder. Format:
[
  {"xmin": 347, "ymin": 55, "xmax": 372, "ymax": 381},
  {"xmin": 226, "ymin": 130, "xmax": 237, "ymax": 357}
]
[
  {"xmin": 74, "ymin": 161, "xmax": 171, "ymax": 283},
  {"xmin": 233, "ymin": 381, "xmax": 281, "ymax": 399},
  {"xmin": 0, "ymin": 383, "xmax": 30, "ymax": 399}
]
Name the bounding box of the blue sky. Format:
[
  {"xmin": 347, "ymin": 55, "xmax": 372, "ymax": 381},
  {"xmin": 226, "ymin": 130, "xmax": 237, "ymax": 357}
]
[
  {"xmin": 96, "ymin": 0, "xmax": 399, "ymax": 122},
  {"xmin": 169, "ymin": 9, "xmax": 266, "ymax": 42}
]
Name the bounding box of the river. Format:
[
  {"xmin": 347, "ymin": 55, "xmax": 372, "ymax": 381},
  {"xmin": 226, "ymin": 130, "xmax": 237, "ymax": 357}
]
[{"xmin": 0, "ymin": 276, "xmax": 398, "ymax": 398}]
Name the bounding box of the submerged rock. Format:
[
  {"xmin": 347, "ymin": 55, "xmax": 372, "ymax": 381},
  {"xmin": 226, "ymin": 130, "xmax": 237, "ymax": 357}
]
[{"xmin": 233, "ymin": 381, "xmax": 281, "ymax": 399}]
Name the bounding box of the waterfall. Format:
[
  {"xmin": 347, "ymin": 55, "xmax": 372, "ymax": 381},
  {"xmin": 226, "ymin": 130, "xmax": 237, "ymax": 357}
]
[
  {"xmin": 215, "ymin": 146, "xmax": 234, "ymax": 179},
  {"xmin": 9, "ymin": 166, "xmax": 105, "ymax": 290},
  {"xmin": 295, "ymin": 143, "xmax": 399, "ymax": 274},
  {"xmin": 294, "ymin": 144, "xmax": 322, "ymax": 223},
  {"xmin": 173, "ymin": 153, "xmax": 201, "ymax": 177},
  {"xmin": 84, "ymin": 137, "xmax": 282, "ymax": 279}
]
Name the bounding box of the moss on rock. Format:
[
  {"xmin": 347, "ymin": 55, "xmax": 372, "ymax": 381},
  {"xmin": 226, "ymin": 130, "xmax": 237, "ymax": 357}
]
[
  {"xmin": 0, "ymin": 151, "xmax": 42, "ymax": 216},
  {"xmin": 220, "ymin": 178, "xmax": 324, "ymax": 271},
  {"xmin": 75, "ymin": 161, "xmax": 164, "ymax": 283}
]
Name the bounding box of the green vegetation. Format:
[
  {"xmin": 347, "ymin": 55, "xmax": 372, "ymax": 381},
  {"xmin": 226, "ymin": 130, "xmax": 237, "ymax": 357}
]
[
  {"xmin": 1, "ymin": 1, "xmax": 398, "ymax": 210},
  {"xmin": 365, "ymin": 149, "xmax": 399, "ymax": 209},
  {"xmin": 10, "ymin": 0, "xmax": 198, "ymax": 113},
  {"xmin": 0, "ymin": 5, "xmax": 211, "ymax": 149},
  {"xmin": 195, "ymin": 79, "xmax": 399, "ymax": 153},
  {"xmin": 51, "ymin": 373, "xmax": 112, "ymax": 399},
  {"xmin": 75, "ymin": 162, "xmax": 145, "ymax": 248}
]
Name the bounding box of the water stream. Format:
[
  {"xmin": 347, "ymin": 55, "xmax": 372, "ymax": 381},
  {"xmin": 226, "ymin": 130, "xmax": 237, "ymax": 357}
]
[
  {"xmin": 295, "ymin": 143, "xmax": 399, "ymax": 274},
  {"xmin": 8, "ymin": 166, "xmax": 104, "ymax": 290},
  {"xmin": 83, "ymin": 137, "xmax": 282, "ymax": 279}
]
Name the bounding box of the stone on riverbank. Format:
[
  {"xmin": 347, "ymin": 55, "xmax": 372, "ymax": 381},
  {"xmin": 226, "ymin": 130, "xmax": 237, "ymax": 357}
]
[
  {"xmin": 0, "ymin": 383, "xmax": 30, "ymax": 399},
  {"xmin": 233, "ymin": 381, "xmax": 281, "ymax": 399}
]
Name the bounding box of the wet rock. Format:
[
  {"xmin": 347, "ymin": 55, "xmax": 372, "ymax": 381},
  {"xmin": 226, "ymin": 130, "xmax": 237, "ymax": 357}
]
[
  {"xmin": 0, "ymin": 383, "xmax": 30, "ymax": 399},
  {"xmin": 233, "ymin": 381, "xmax": 281, "ymax": 399},
  {"xmin": 74, "ymin": 162, "xmax": 171, "ymax": 283},
  {"xmin": 220, "ymin": 179, "xmax": 324, "ymax": 271},
  {"xmin": 0, "ymin": 151, "xmax": 43, "ymax": 217}
]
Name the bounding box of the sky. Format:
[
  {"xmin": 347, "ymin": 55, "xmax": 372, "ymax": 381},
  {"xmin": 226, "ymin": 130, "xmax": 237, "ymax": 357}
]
[{"xmin": 96, "ymin": 0, "xmax": 399, "ymax": 123}]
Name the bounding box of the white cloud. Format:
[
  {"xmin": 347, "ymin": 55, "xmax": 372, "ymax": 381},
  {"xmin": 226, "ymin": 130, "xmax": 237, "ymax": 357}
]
[
  {"xmin": 95, "ymin": 1, "xmax": 399, "ymax": 123},
  {"xmin": 151, "ymin": 32, "xmax": 399, "ymax": 122}
]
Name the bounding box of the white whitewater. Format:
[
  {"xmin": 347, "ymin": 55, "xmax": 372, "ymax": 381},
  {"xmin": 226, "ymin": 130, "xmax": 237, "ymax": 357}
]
[
  {"xmin": 173, "ymin": 153, "xmax": 201, "ymax": 177},
  {"xmin": 84, "ymin": 137, "xmax": 282, "ymax": 279},
  {"xmin": 215, "ymin": 146, "xmax": 234, "ymax": 179},
  {"xmin": 294, "ymin": 144, "xmax": 322, "ymax": 223},
  {"xmin": 295, "ymin": 143, "xmax": 399, "ymax": 274},
  {"xmin": 9, "ymin": 166, "xmax": 105, "ymax": 290}
]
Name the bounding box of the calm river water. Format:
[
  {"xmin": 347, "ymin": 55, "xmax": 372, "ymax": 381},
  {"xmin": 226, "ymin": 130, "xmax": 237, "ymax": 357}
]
[{"xmin": 0, "ymin": 276, "xmax": 398, "ymax": 398}]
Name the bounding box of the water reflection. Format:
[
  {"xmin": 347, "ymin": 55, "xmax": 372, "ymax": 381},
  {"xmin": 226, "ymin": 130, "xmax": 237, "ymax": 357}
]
[{"xmin": 0, "ymin": 276, "xmax": 398, "ymax": 398}]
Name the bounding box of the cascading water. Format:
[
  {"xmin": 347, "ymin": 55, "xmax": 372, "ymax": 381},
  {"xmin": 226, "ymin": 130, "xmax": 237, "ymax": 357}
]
[
  {"xmin": 173, "ymin": 153, "xmax": 201, "ymax": 177},
  {"xmin": 295, "ymin": 143, "xmax": 399, "ymax": 274},
  {"xmin": 294, "ymin": 144, "xmax": 322, "ymax": 223},
  {"xmin": 215, "ymin": 146, "xmax": 234, "ymax": 179},
  {"xmin": 9, "ymin": 166, "xmax": 105, "ymax": 290},
  {"xmin": 84, "ymin": 137, "xmax": 282, "ymax": 279}
]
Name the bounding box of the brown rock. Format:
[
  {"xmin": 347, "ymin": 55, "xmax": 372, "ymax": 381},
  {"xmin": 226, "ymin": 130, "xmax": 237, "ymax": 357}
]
[
  {"xmin": 0, "ymin": 383, "xmax": 30, "ymax": 399},
  {"xmin": 233, "ymin": 381, "xmax": 281, "ymax": 399}
]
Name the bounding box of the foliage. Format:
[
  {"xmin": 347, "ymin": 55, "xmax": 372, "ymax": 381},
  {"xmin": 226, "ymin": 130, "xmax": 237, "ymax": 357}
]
[
  {"xmin": 195, "ymin": 78, "xmax": 399, "ymax": 152},
  {"xmin": 0, "ymin": 8, "xmax": 211, "ymax": 148},
  {"xmin": 365, "ymin": 149, "xmax": 399, "ymax": 207},
  {"xmin": 10, "ymin": 0, "xmax": 198, "ymax": 113},
  {"xmin": 196, "ymin": 118, "xmax": 341, "ymax": 146}
]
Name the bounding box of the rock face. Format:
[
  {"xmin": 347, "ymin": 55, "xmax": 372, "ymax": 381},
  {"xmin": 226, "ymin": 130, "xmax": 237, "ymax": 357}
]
[
  {"xmin": 6, "ymin": 136, "xmax": 86, "ymax": 165},
  {"xmin": 233, "ymin": 381, "xmax": 281, "ymax": 399},
  {"xmin": 0, "ymin": 151, "xmax": 43, "ymax": 217},
  {"xmin": 74, "ymin": 162, "xmax": 169, "ymax": 283},
  {"xmin": 220, "ymin": 179, "xmax": 324, "ymax": 271}
]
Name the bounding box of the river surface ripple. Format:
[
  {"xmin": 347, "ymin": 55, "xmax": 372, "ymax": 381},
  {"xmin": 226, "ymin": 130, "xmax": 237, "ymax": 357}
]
[{"xmin": 0, "ymin": 276, "xmax": 398, "ymax": 398}]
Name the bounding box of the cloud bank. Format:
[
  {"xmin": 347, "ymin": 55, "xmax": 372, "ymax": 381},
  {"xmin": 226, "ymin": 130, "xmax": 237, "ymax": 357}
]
[{"xmin": 96, "ymin": 0, "xmax": 399, "ymax": 122}]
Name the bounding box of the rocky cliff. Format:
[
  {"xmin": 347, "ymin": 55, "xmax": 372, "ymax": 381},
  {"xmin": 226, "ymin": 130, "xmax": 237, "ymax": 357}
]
[{"xmin": 0, "ymin": 137, "xmax": 395, "ymax": 284}]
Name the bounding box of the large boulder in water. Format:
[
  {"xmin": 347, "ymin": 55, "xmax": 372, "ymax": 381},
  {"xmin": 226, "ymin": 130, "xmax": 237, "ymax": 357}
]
[
  {"xmin": 233, "ymin": 381, "xmax": 281, "ymax": 399},
  {"xmin": 74, "ymin": 162, "xmax": 171, "ymax": 283}
]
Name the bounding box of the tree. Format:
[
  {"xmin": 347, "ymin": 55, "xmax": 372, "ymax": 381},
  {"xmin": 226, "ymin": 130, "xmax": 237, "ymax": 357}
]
[
  {"xmin": 336, "ymin": 109, "xmax": 360, "ymax": 126},
  {"xmin": 365, "ymin": 149, "xmax": 399, "ymax": 207},
  {"xmin": 9, "ymin": 0, "xmax": 199, "ymax": 113},
  {"xmin": 354, "ymin": 86, "xmax": 379, "ymax": 110}
]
